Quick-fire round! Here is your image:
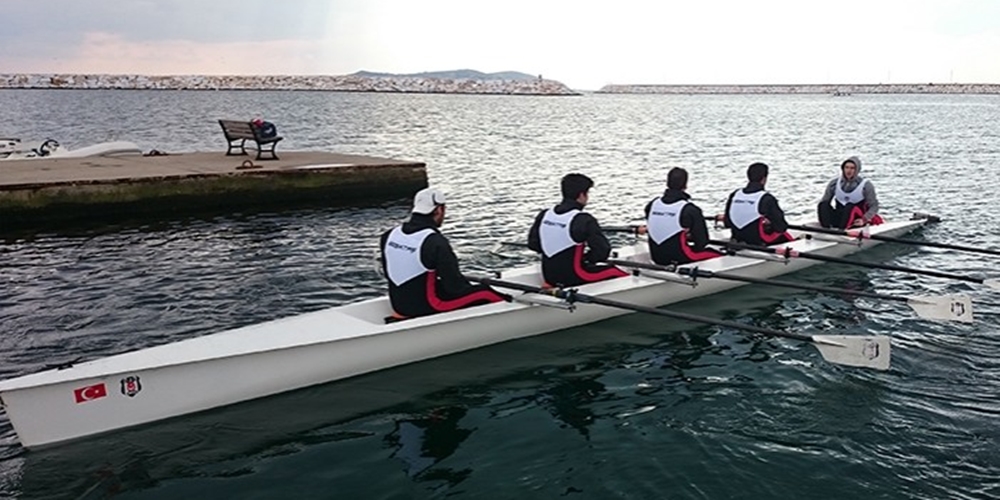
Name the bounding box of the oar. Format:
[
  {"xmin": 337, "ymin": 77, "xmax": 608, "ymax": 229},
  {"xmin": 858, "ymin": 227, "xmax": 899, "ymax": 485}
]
[
  {"xmin": 712, "ymin": 239, "xmax": 1000, "ymax": 290},
  {"xmin": 495, "ymin": 233, "xmax": 636, "ymax": 256},
  {"xmin": 604, "ymin": 225, "xmax": 641, "ymax": 234},
  {"xmin": 501, "ymin": 241, "xmax": 530, "ymax": 249},
  {"xmin": 786, "ymin": 223, "xmax": 1000, "ymax": 257},
  {"xmin": 607, "ymin": 259, "xmax": 973, "ymax": 323},
  {"xmin": 469, "ymin": 276, "xmax": 890, "ymax": 370}
]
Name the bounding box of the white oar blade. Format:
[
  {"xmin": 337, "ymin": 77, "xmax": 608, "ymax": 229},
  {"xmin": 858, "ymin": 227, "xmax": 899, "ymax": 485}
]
[
  {"xmin": 811, "ymin": 335, "xmax": 891, "ymax": 371},
  {"xmin": 984, "ymin": 279, "xmax": 1000, "ymax": 291},
  {"xmin": 906, "ymin": 295, "xmax": 974, "ymax": 323}
]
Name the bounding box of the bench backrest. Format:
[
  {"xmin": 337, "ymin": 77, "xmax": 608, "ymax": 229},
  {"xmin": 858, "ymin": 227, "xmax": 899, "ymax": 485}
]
[{"xmin": 218, "ymin": 120, "xmax": 257, "ymax": 140}]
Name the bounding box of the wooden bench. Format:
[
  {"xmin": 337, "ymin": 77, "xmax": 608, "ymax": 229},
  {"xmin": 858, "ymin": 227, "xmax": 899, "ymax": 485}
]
[{"xmin": 218, "ymin": 120, "xmax": 283, "ymax": 160}]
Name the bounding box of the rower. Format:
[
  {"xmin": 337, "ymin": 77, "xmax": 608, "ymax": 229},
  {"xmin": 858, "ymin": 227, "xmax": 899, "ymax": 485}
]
[
  {"xmin": 379, "ymin": 187, "xmax": 509, "ymax": 320},
  {"xmin": 527, "ymin": 173, "xmax": 628, "ymax": 287},
  {"xmin": 722, "ymin": 162, "xmax": 795, "ymax": 246},
  {"xmin": 636, "ymin": 167, "xmax": 722, "ymax": 264},
  {"xmin": 817, "ymin": 156, "xmax": 883, "ymax": 229}
]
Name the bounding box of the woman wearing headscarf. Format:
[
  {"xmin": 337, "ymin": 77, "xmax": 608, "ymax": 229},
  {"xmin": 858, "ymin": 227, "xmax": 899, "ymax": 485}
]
[{"xmin": 817, "ymin": 156, "xmax": 883, "ymax": 228}]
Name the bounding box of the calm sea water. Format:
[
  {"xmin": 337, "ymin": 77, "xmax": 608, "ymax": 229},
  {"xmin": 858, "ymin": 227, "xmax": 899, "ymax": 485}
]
[{"xmin": 1, "ymin": 90, "xmax": 1000, "ymax": 499}]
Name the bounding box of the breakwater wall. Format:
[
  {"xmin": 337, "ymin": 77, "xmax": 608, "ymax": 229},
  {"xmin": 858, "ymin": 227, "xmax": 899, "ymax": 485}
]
[
  {"xmin": 0, "ymin": 74, "xmax": 578, "ymax": 96},
  {"xmin": 597, "ymin": 83, "xmax": 1000, "ymax": 95}
]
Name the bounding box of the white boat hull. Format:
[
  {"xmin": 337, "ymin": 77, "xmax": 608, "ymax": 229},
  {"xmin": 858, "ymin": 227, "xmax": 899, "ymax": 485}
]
[{"xmin": 0, "ymin": 217, "xmax": 929, "ymax": 448}]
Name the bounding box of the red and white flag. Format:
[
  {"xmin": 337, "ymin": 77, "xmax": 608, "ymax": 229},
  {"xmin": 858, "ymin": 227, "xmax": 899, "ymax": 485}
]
[{"xmin": 73, "ymin": 383, "xmax": 108, "ymax": 403}]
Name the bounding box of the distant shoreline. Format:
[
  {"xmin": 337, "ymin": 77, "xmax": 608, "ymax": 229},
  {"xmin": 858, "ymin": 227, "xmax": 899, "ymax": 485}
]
[
  {"xmin": 597, "ymin": 83, "xmax": 1000, "ymax": 95},
  {"xmin": 0, "ymin": 73, "xmax": 580, "ymax": 96},
  {"xmin": 4, "ymin": 74, "xmax": 997, "ymax": 95}
]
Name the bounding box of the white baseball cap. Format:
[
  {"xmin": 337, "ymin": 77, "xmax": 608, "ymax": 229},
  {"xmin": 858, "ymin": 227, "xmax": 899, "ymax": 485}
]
[{"xmin": 412, "ymin": 187, "xmax": 447, "ymax": 215}]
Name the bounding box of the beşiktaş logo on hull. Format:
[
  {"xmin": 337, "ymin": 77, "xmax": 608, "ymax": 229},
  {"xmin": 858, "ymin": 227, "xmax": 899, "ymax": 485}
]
[
  {"xmin": 542, "ymin": 220, "xmax": 567, "ymax": 228},
  {"xmin": 73, "ymin": 383, "xmax": 108, "ymax": 403},
  {"xmin": 120, "ymin": 375, "xmax": 142, "ymax": 397},
  {"xmin": 387, "ymin": 241, "xmax": 418, "ymax": 253}
]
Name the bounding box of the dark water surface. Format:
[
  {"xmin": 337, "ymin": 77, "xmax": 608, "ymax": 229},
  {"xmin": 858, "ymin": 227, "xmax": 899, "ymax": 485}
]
[{"xmin": 1, "ymin": 90, "xmax": 999, "ymax": 499}]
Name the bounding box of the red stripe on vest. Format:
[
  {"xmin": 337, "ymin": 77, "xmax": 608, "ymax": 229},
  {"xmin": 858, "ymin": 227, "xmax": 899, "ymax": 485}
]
[
  {"xmin": 758, "ymin": 219, "xmax": 794, "ymax": 244},
  {"xmin": 571, "ymin": 245, "xmax": 628, "ymax": 282},
  {"xmin": 846, "ymin": 205, "xmax": 884, "ymax": 227},
  {"xmin": 679, "ymin": 231, "xmax": 722, "ymax": 262},
  {"xmin": 425, "ymin": 271, "xmax": 504, "ymax": 313}
]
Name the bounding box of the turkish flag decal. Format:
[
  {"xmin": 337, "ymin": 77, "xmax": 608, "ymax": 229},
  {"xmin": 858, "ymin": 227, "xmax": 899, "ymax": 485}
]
[{"xmin": 73, "ymin": 383, "xmax": 108, "ymax": 403}]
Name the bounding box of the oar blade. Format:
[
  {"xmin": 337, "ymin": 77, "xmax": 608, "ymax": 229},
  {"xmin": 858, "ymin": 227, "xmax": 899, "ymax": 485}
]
[
  {"xmin": 906, "ymin": 295, "xmax": 974, "ymax": 323},
  {"xmin": 811, "ymin": 335, "xmax": 891, "ymax": 371},
  {"xmin": 984, "ymin": 279, "xmax": 1000, "ymax": 291}
]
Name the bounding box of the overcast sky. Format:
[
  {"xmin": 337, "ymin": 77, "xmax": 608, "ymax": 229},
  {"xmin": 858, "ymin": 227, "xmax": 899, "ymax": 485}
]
[{"xmin": 2, "ymin": 0, "xmax": 999, "ymax": 90}]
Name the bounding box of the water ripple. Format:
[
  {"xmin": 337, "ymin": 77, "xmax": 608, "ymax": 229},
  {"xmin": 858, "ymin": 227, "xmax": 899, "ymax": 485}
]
[{"xmin": 2, "ymin": 91, "xmax": 1000, "ymax": 499}]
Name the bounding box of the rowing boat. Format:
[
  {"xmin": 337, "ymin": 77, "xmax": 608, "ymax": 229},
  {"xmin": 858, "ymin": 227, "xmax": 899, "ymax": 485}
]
[{"xmin": 0, "ymin": 215, "xmax": 939, "ymax": 448}]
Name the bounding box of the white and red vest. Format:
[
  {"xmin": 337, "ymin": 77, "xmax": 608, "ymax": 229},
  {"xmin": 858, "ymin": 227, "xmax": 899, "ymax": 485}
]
[
  {"xmin": 384, "ymin": 226, "xmax": 433, "ymax": 286},
  {"xmin": 539, "ymin": 208, "xmax": 581, "ymax": 257},
  {"xmin": 646, "ymin": 198, "xmax": 687, "ymax": 244},
  {"xmin": 834, "ymin": 178, "xmax": 869, "ymax": 206},
  {"xmin": 728, "ymin": 189, "xmax": 767, "ymax": 229}
]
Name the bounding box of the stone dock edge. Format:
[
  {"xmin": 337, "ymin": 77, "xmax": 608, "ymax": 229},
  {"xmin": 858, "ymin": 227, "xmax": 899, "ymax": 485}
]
[{"xmin": 0, "ymin": 152, "xmax": 427, "ymax": 231}]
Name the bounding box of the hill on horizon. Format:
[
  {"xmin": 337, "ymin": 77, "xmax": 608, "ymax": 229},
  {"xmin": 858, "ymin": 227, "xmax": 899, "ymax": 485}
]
[{"xmin": 350, "ymin": 69, "xmax": 539, "ymax": 81}]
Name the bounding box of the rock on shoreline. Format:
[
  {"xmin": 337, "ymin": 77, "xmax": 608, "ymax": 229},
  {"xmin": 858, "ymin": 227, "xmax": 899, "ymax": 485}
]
[{"xmin": 0, "ymin": 74, "xmax": 579, "ymax": 96}]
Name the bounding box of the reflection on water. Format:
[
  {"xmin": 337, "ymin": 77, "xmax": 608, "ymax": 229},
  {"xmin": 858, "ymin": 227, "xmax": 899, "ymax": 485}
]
[
  {"xmin": 2, "ymin": 90, "xmax": 1000, "ymax": 499},
  {"xmin": 388, "ymin": 407, "xmax": 473, "ymax": 485}
]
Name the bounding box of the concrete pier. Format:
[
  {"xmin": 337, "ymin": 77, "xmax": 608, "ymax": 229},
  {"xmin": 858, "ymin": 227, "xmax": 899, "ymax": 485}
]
[{"xmin": 0, "ymin": 151, "xmax": 426, "ymax": 230}]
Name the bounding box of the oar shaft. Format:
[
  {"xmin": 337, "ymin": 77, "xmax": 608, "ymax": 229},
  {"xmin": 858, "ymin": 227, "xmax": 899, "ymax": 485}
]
[
  {"xmin": 785, "ymin": 224, "xmax": 857, "ymax": 238},
  {"xmin": 786, "ymin": 223, "xmax": 1000, "ymax": 257},
  {"xmin": 607, "ymin": 259, "xmax": 908, "ymax": 304},
  {"xmin": 712, "ymin": 239, "xmax": 988, "ymax": 285},
  {"xmin": 603, "ymin": 225, "xmax": 640, "ymax": 234},
  {"xmin": 901, "ymin": 238, "xmax": 1000, "ymax": 256},
  {"xmin": 469, "ymin": 276, "xmax": 813, "ymax": 342},
  {"xmin": 501, "ymin": 241, "xmax": 531, "ymax": 249},
  {"xmin": 468, "ymin": 276, "xmax": 553, "ymax": 295}
]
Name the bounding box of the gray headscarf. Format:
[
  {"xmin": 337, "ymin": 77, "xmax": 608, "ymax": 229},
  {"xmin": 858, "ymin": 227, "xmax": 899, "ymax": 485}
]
[
  {"xmin": 839, "ymin": 156, "xmax": 863, "ymax": 191},
  {"xmin": 818, "ymin": 155, "xmax": 878, "ymax": 219}
]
